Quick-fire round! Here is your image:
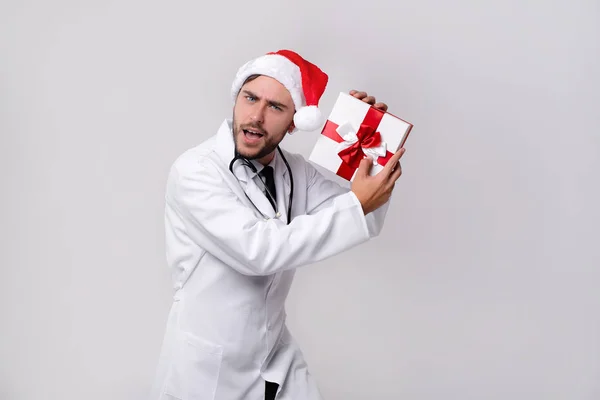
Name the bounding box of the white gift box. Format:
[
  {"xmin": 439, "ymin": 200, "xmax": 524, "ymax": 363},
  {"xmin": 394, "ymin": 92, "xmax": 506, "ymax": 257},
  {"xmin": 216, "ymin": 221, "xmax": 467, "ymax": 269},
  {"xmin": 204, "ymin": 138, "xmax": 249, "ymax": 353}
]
[{"xmin": 308, "ymin": 92, "xmax": 413, "ymax": 181}]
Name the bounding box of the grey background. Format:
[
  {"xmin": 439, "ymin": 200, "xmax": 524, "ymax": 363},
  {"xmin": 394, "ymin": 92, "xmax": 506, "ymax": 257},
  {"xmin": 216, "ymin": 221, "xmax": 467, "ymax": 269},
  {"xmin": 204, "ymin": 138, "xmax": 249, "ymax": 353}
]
[{"xmin": 1, "ymin": 0, "xmax": 599, "ymax": 399}]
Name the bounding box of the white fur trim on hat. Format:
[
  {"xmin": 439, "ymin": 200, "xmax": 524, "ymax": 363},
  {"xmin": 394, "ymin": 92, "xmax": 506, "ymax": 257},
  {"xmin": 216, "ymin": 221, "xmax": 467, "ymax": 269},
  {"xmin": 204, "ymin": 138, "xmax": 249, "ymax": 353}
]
[{"xmin": 231, "ymin": 54, "xmax": 307, "ymax": 114}]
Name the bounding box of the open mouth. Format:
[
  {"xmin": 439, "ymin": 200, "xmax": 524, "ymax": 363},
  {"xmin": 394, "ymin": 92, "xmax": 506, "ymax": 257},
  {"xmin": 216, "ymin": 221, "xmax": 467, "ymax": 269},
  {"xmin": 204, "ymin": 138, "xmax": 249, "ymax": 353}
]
[{"xmin": 243, "ymin": 128, "xmax": 265, "ymax": 141}]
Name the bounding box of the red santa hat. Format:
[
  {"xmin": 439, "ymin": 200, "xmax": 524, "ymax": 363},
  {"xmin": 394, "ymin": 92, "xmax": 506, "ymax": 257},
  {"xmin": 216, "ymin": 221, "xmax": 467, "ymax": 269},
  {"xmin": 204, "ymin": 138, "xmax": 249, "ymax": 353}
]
[{"xmin": 231, "ymin": 49, "xmax": 329, "ymax": 132}]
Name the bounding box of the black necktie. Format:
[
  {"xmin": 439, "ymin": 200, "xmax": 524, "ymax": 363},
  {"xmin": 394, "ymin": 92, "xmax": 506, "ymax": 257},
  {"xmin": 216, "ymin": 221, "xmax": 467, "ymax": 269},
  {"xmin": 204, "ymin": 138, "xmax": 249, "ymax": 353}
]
[{"xmin": 259, "ymin": 166, "xmax": 277, "ymax": 210}]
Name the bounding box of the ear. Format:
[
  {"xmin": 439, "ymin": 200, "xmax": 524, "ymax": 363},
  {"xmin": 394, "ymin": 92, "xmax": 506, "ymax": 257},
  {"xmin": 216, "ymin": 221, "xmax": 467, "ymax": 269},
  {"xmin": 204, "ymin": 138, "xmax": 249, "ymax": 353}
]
[{"xmin": 287, "ymin": 121, "xmax": 296, "ymax": 134}]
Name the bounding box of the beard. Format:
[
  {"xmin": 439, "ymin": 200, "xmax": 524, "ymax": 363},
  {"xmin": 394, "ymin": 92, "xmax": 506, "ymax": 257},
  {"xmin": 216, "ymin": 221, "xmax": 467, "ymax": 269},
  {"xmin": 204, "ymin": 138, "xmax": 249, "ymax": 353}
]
[{"xmin": 232, "ymin": 113, "xmax": 287, "ymax": 160}]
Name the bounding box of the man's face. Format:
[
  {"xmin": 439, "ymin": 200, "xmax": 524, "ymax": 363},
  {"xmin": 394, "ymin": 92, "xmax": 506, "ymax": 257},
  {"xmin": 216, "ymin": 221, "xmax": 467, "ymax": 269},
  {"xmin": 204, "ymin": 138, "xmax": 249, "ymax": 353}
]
[{"xmin": 232, "ymin": 75, "xmax": 295, "ymax": 164}]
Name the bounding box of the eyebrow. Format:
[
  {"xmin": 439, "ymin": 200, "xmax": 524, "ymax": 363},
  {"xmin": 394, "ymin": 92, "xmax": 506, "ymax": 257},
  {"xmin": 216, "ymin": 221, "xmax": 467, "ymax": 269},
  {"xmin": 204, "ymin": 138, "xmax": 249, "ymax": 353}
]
[{"xmin": 242, "ymin": 90, "xmax": 289, "ymax": 110}]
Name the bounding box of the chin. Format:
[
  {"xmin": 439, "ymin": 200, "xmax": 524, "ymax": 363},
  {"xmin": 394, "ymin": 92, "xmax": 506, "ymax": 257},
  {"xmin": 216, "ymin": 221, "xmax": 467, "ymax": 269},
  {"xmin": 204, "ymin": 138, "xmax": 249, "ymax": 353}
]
[
  {"xmin": 237, "ymin": 150, "xmax": 260, "ymax": 160},
  {"xmin": 234, "ymin": 143, "xmax": 261, "ymax": 160}
]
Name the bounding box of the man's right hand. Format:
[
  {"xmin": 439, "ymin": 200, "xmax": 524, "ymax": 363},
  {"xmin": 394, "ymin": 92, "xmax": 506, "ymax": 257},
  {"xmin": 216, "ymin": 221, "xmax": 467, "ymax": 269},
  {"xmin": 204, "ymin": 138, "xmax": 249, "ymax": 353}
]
[{"xmin": 351, "ymin": 147, "xmax": 406, "ymax": 214}]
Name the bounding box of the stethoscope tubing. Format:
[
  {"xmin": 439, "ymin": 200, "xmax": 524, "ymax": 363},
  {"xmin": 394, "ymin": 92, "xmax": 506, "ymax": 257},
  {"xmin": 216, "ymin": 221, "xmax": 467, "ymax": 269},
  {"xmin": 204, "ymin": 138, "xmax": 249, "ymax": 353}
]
[{"xmin": 228, "ymin": 146, "xmax": 294, "ymax": 225}]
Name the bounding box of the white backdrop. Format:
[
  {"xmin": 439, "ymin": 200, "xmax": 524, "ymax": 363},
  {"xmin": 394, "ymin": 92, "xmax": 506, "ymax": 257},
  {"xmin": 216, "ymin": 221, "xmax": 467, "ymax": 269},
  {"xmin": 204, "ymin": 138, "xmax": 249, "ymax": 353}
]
[{"xmin": 1, "ymin": 0, "xmax": 599, "ymax": 399}]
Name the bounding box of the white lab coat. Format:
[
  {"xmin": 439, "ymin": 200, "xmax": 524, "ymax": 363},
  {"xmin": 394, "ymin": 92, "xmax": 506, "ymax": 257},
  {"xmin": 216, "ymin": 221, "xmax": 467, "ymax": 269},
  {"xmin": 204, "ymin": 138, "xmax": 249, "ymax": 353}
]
[{"xmin": 150, "ymin": 119, "xmax": 390, "ymax": 400}]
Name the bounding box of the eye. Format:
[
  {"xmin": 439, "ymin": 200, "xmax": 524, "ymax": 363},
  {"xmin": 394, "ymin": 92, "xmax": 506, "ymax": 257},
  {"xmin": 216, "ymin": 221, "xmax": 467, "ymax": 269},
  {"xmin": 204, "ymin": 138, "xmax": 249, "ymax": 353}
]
[
  {"xmin": 245, "ymin": 95, "xmax": 256, "ymax": 102},
  {"xmin": 270, "ymin": 104, "xmax": 282, "ymax": 111}
]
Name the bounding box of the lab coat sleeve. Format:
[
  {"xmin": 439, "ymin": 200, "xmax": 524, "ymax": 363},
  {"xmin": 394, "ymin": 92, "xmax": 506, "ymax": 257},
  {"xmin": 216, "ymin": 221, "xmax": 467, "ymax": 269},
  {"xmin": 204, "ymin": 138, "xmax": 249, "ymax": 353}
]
[
  {"xmin": 166, "ymin": 156, "xmax": 372, "ymax": 276},
  {"xmin": 304, "ymin": 160, "xmax": 391, "ymax": 238}
]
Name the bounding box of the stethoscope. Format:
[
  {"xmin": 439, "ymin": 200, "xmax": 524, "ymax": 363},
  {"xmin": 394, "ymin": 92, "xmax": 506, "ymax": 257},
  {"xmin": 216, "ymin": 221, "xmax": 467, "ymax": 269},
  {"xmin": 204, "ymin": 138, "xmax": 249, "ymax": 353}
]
[{"xmin": 228, "ymin": 146, "xmax": 294, "ymax": 225}]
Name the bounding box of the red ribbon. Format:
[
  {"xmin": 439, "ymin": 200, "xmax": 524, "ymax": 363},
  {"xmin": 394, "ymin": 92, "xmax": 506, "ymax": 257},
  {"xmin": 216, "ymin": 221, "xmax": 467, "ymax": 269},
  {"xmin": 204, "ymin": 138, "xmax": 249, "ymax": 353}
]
[
  {"xmin": 320, "ymin": 106, "xmax": 393, "ymax": 180},
  {"xmin": 337, "ymin": 124, "xmax": 382, "ymax": 168}
]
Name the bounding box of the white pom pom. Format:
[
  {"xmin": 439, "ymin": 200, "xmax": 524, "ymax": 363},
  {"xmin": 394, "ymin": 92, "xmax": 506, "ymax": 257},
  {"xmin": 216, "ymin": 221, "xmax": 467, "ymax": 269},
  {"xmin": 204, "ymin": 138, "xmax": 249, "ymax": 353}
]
[{"xmin": 293, "ymin": 105, "xmax": 324, "ymax": 131}]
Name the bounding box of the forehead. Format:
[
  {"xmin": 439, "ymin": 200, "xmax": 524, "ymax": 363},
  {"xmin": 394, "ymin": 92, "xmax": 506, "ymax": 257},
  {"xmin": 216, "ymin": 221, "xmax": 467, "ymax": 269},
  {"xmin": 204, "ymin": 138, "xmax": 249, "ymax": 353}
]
[{"xmin": 241, "ymin": 75, "xmax": 294, "ymax": 105}]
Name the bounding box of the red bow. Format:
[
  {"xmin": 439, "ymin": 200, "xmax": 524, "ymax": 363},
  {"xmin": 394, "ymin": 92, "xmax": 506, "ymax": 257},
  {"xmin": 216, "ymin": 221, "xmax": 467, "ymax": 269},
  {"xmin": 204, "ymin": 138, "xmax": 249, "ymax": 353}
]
[
  {"xmin": 320, "ymin": 106, "xmax": 393, "ymax": 180},
  {"xmin": 337, "ymin": 124, "xmax": 382, "ymax": 169}
]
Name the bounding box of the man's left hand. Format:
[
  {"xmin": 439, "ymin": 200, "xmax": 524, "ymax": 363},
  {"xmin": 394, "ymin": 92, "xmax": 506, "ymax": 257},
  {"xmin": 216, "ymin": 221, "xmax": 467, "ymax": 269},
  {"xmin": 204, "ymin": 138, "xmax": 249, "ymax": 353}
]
[{"xmin": 349, "ymin": 90, "xmax": 388, "ymax": 112}]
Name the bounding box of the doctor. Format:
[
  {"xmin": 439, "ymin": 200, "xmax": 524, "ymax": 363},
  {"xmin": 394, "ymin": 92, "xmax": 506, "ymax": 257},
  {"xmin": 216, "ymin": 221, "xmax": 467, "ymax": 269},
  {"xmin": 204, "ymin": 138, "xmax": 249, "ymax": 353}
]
[{"xmin": 151, "ymin": 49, "xmax": 406, "ymax": 400}]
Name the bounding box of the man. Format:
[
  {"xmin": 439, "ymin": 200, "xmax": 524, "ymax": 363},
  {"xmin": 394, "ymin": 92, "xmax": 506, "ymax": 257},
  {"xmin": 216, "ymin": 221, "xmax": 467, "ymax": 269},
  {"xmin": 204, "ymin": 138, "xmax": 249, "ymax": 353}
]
[{"xmin": 151, "ymin": 49, "xmax": 405, "ymax": 400}]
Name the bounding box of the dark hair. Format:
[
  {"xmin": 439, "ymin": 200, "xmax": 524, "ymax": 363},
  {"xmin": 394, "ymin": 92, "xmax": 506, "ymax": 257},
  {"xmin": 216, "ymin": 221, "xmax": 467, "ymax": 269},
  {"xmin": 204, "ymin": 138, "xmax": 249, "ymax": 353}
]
[
  {"xmin": 234, "ymin": 74, "xmax": 261, "ymax": 100},
  {"xmin": 240, "ymin": 73, "xmax": 297, "ymax": 113},
  {"xmin": 243, "ymin": 74, "xmax": 261, "ymax": 85}
]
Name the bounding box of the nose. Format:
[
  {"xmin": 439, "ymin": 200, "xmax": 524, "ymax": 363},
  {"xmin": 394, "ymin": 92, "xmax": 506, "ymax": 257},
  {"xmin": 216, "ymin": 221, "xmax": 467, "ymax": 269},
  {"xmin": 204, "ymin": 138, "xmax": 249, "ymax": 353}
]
[{"xmin": 250, "ymin": 103, "xmax": 266, "ymax": 124}]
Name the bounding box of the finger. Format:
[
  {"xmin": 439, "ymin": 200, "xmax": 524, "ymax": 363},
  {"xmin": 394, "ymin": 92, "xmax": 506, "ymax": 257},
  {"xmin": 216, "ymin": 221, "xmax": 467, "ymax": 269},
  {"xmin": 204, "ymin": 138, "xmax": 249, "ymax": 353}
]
[
  {"xmin": 352, "ymin": 91, "xmax": 367, "ymax": 99},
  {"xmin": 362, "ymin": 96, "xmax": 376, "ymax": 105},
  {"xmin": 374, "ymin": 102, "xmax": 388, "ymax": 112},
  {"xmin": 388, "ymin": 162, "xmax": 402, "ymax": 183},
  {"xmin": 357, "ymin": 156, "xmax": 373, "ymax": 177},
  {"xmin": 382, "ymin": 148, "xmax": 406, "ymax": 175}
]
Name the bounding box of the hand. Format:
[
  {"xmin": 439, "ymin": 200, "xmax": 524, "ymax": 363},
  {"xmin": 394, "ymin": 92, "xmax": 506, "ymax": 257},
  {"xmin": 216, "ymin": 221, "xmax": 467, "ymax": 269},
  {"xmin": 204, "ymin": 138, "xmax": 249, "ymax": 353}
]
[
  {"xmin": 351, "ymin": 147, "xmax": 405, "ymax": 215},
  {"xmin": 349, "ymin": 90, "xmax": 388, "ymax": 112}
]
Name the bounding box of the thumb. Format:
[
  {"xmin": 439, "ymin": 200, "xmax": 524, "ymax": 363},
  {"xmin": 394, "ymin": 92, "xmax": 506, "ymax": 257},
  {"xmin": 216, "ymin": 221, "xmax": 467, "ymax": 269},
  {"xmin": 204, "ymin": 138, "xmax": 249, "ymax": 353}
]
[{"xmin": 357, "ymin": 157, "xmax": 373, "ymax": 177}]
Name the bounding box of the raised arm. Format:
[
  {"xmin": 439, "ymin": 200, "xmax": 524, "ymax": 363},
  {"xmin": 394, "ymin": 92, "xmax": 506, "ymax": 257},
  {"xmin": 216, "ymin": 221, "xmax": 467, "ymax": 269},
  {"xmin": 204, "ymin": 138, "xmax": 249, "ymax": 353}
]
[{"xmin": 166, "ymin": 157, "xmax": 371, "ymax": 276}]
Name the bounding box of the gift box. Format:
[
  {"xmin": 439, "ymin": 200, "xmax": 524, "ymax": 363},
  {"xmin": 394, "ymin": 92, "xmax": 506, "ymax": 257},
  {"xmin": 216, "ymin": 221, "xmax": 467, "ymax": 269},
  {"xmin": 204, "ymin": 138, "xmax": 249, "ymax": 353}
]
[{"xmin": 308, "ymin": 92, "xmax": 413, "ymax": 181}]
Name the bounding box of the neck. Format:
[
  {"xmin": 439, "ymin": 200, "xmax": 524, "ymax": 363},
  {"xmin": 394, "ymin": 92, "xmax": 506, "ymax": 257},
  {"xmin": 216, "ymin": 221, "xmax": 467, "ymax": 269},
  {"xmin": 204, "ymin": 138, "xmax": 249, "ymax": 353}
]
[{"xmin": 256, "ymin": 151, "xmax": 275, "ymax": 166}]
